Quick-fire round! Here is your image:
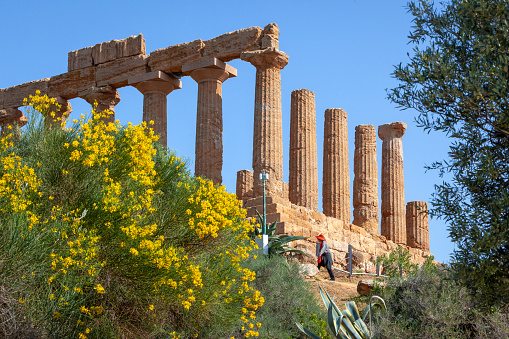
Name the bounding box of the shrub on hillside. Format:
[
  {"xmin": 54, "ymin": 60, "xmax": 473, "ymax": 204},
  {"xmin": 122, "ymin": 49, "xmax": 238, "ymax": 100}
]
[
  {"xmin": 373, "ymin": 266, "xmax": 509, "ymax": 338},
  {"xmin": 0, "ymin": 93, "xmax": 262, "ymax": 338},
  {"xmin": 235, "ymin": 255, "xmax": 331, "ymax": 339}
]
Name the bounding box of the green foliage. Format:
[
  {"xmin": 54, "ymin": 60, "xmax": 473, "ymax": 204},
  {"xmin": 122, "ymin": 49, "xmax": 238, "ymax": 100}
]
[
  {"xmin": 241, "ymin": 255, "xmax": 330, "ymax": 339},
  {"xmin": 375, "ymin": 247, "xmax": 419, "ymax": 277},
  {"xmin": 373, "ymin": 265, "xmax": 509, "ymax": 338},
  {"xmin": 297, "ymin": 285, "xmax": 386, "ymax": 339},
  {"xmin": 0, "ymin": 95, "xmax": 263, "ymax": 338},
  {"xmin": 387, "ymin": 0, "xmax": 509, "ymax": 309},
  {"xmin": 252, "ymin": 208, "xmax": 308, "ymax": 257}
]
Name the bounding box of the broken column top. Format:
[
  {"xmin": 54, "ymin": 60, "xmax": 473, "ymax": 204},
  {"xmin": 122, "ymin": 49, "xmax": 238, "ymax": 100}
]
[{"xmin": 378, "ymin": 121, "xmax": 407, "ymax": 139}]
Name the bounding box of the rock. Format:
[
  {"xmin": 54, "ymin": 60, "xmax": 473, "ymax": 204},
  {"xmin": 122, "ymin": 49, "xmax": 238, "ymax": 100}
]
[
  {"xmin": 299, "ymin": 263, "xmax": 319, "ymax": 278},
  {"xmin": 357, "ymin": 279, "xmax": 375, "ymax": 295},
  {"xmin": 357, "ymin": 279, "xmax": 385, "ymax": 296}
]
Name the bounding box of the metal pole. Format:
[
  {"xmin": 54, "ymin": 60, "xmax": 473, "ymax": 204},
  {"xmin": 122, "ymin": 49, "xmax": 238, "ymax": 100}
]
[
  {"xmin": 348, "ymin": 245, "xmax": 352, "ymax": 276},
  {"xmin": 376, "ymin": 263, "xmax": 380, "ymax": 277},
  {"xmin": 262, "ymin": 169, "xmax": 267, "ymax": 235},
  {"xmin": 399, "ymin": 266, "xmax": 403, "ymax": 277}
]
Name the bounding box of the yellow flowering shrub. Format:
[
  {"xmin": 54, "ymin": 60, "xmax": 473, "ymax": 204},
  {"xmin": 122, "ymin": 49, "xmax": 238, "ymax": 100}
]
[{"xmin": 0, "ymin": 93, "xmax": 263, "ymax": 338}]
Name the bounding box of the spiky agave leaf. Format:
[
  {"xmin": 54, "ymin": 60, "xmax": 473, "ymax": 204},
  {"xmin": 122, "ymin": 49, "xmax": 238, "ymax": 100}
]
[
  {"xmin": 362, "ymin": 295, "xmax": 386, "ymax": 332},
  {"xmin": 295, "ymin": 322, "xmax": 323, "ymax": 339}
]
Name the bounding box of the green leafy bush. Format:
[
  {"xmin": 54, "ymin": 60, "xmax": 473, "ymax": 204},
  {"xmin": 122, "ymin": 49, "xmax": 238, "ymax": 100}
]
[
  {"xmin": 0, "ymin": 93, "xmax": 263, "ymax": 338},
  {"xmin": 240, "ymin": 255, "xmax": 330, "ymax": 339},
  {"xmin": 375, "ymin": 247, "xmax": 418, "ymax": 278},
  {"xmin": 373, "ymin": 266, "xmax": 509, "ymax": 338}
]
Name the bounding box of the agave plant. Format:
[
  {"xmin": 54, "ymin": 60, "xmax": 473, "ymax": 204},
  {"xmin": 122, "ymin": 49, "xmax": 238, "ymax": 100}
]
[
  {"xmin": 296, "ymin": 285, "xmax": 386, "ymax": 338},
  {"xmin": 251, "ymin": 208, "xmax": 308, "ymax": 256}
]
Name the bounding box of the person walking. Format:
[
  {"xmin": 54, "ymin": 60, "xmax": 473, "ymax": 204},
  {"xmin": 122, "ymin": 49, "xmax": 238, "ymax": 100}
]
[{"xmin": 316, "ymin": 234, "xmax": 335, "ymax": 281}]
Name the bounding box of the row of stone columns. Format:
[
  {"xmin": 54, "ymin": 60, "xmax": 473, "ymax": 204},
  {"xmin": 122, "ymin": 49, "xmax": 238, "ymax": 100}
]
[{"xmin": 284, "ymin": 97, "xmax": 429, "ymax": 250}]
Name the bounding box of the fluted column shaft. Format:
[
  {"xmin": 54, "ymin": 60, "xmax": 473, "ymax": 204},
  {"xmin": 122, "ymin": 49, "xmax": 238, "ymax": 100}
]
[
  {"xmin": 236, "ymin": 169, "xmax": 254, "ymax": 202},
  {"xmin": 289, "ymin": 89, "xmax": 318, "ymax": 209},
  {"xmin": 323, "ymin": 108, "xmax": 349, "ymax": 220},
  {"xmin": 242, "ymin": 48, "xmax": 289, "ymax": 197},
  {"xmin": 129, "ymin": 71, "xmax": 182, "ymax": 148},
  {"xmin": 406, "ymin": 201, "xmax": 430, "ymax": 251},
  {"xmin": 80, "ymin": 85, "xmax": 120, "ymax": 124},
  {"xmin": 379, "ymin": 122, "xmax": 407, "ymax": 244},
  {"xmin": 144, "ymin": 91, "xmax": 167, "ymax": 145},
  {"xmin": 191, "ymin": 68, "xmax": 231, "ymax": 185},
  {"xmin": 353, "ymin": 124, "xmax": 379, "ymax": 234}
]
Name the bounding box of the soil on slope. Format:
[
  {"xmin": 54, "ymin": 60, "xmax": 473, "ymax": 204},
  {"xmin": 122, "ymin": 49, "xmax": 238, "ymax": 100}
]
[{"xmin": 305, "ymin": 270, "xmax": 378, "ymax": 309}]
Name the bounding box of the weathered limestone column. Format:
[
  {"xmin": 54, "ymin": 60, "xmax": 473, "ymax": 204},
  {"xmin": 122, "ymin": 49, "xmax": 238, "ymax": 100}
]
[
  {"xmin": 0, "ymin": 108, "xmax": 27, "ymax": 140},
  {"xmin": 241, "ymin": 23, "xmax": 289, "ymax": 198},
  {"xmin": 236, "ymin": 169, "xmax": 254, "ymax": 203},
  {"xmin": 182, "ymin": 58, "xmax": 237, "ymax": 185},
  {"xmin": 406, "ymin": 201, "xmax": 430, "ymax": 251},
  {"xmin": 378, "ymin": 121, "xmax": 407, "ymax": 244},
  {"xmin": 129, "ymin": 71, "xmax": 182, "ymax": 148},
  {"xmin": 323, "ymin": 108, "xmax": 349, "ymax": 220},
  {"xmin": 352, "ymin": 124, "xmax": 379, "ymax": 234},
  {"xmin": 46, "ymin": 96, "xmax": 72, "ymax": 129},
  {"xmin": 289, "ymin": 89, "xmax": 318, "ymax": 209},
  {"xmin": 80, "ymin": 85, "xmax": 120, "ymax": 123}
]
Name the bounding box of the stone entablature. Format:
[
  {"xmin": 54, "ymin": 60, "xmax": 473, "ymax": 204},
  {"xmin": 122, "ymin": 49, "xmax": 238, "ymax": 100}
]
[{"xmin": 0, "ymin": 24, "xmax": 284, "ymax": 186}]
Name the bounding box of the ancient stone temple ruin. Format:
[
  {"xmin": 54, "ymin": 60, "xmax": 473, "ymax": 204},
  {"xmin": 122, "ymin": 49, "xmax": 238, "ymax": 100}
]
[{"xmin": 0, "ymin": 23, "xmax": 431, "ymax": 268}]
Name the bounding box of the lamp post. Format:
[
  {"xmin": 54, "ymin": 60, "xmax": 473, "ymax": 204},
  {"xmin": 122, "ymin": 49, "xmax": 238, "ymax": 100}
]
[
  {"xmin": 256, "ymin": 169, "xmax": 269, "ymax": 255},
  {"xmin": 260, "ymin": 169, "xmax": 269, "ymax": 235}
]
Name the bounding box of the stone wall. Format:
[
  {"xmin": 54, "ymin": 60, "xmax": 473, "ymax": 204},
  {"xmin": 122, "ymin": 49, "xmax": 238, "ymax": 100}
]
[{"xmin": 244, "ymin": 195, "xmax": 431, "ymax": 269}]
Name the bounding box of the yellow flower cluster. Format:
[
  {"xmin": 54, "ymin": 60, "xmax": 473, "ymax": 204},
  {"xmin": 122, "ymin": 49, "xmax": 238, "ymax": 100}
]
[
  {"xmin": 24, "ymin": 90, "xmax": 68, "ymax": 128},
  {"xmin": 9, "ymin": 93, "xmax": 265, "ymax": 337},
  {"xmin": 187, "ymin": 178, "xmax": 250, "ymax": 239},
  {"xmin": 0, "ymin": 139, "xmax": 42, "ymax": 214}
]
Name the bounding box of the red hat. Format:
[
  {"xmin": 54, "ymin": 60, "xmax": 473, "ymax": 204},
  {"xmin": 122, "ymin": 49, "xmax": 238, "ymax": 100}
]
[{"xmin": 315, "ymin": 234, "xmax": 325, "ymax": 241}]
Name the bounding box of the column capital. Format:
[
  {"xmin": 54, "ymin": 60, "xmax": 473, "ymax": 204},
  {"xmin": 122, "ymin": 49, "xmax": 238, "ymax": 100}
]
[
  {"xmin": 79, "ymin": 85, "xmax": 120, "ymax": 109},
  {"xmin": 378, "ymin": 121, "xmax": 407, "ymax": 140},
  {"xmin": 241, "ymin": 47, "xmax": 289, "ymax": 71},
  {"xmin": 182, "ymin": 57, "xmax": 237, "ymax": 79},
  {"xmin": 0, "ymin": 108, "xmax": 27, "ymax": 126},
  {"xmin": 128, "ymin": 71, "xmax": 182, "ymax": 95}
]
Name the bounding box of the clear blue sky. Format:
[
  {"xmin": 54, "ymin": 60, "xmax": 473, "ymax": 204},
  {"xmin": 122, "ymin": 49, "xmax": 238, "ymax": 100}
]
[{"xmin": 0, "ymin": 0, "xmax": 454, "ymax": 263}]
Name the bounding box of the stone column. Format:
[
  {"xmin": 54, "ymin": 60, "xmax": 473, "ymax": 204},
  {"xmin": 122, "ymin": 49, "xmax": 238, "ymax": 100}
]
[
  {"xmin": 323, "ymin": 108, "xmax": 350, "ymax": 220},
  {"xmin": 129, "ymin": 71, "xmax": 182, "ymax": 148},
  {"xmin": 0, "ymin": 108, "xmax": 27, "ymax": 140},
  {"xmin": 241, "ymin": 24, "xmax": 288, "ymax": 198},
  {"xmin": 406, "ymin": 201, "xmax": 430, "ymax": 251},
  {"xmin": 352, "ymin": 124, "xmax": 379, "ymax": 234},
  {"xmin": 378, "ymin": 121, "xmax": 407, "ymax": 244},
  {"xmin": 182, "ymin": 58, "xmax": 237, "ymax": 185},
  {"xmin": 289, "ymin": 89, "xmax": 318, "ymax": 209},
  {"xmin": 80, "ymin": 85, "xmax": 120, "ymax": 123},
  {"xmin": 46, "ymin": 96, "xmax": 72, "ymax": 129},
  {"xmin": 236, "ymin": 169, "xmax": 254, "ymax": 203}
]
